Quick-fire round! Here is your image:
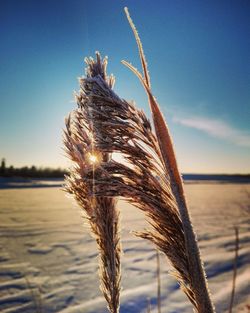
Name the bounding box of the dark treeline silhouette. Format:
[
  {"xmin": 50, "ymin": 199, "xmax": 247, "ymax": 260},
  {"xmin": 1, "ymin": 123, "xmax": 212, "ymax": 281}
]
[
  {"xmin": 1, "ymin": 158, "xmax": 249, "ymax": 182},
  {"xmin": 0, "ymin": 158, "xmax": 67, "ymax": 178}
]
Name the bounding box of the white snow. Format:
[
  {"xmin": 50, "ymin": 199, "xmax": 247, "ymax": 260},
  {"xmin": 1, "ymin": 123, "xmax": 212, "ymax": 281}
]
[{"xmin": 0, "ymin": 183, "xmax": 249, "ymax": 312}]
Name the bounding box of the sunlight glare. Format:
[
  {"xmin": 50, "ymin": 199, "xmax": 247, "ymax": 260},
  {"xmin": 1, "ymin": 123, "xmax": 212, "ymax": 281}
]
[{"xmin": 88, "ymin": 153, "xmax": 98, "ymax": 164}]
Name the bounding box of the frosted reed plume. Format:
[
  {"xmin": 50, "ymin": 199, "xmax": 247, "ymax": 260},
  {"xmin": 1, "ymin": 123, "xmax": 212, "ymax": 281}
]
[
  {"xmin": 64, "ymin": 8, "xmax": 216, "ymax": 312},
  {"xmin": 63, "ymin": 53, "xmax": 121, "ymax": 313},
  {"xmin": 83, "ymin": 63, "xmax": 197, "ymax": 307}
]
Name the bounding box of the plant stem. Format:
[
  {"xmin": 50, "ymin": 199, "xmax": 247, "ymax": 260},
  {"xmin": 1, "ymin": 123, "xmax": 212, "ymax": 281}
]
[
  {"xmin": 156, "ymin": 250, "xmax": 161, "ymax": 313},
  {"xmin": 148, "ymin": 97, "xmax": 215, "ymax": 313},
  {"xmin": 123, "ymin": 7, "xmax": 215, "ymax": 312},
  {"xmin": 229, "ymin": 227, "xmax": 239, "ymax": 313},
  {"xmin": 147, "ymin": 297, "xmax": 151, "ymax": 313}
]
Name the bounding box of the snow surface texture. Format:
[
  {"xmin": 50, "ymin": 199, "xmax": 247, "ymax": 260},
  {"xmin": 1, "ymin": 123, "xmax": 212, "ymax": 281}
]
[{"xmin": 0, "ymin": 183, "xmax": 249, "ymax": 313}]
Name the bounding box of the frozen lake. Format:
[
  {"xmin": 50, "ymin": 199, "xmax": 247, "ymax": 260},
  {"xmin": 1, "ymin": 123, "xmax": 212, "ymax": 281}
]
[{"xmin": 0, "ymin": 183, "xmax": 249, "ymax": 313}]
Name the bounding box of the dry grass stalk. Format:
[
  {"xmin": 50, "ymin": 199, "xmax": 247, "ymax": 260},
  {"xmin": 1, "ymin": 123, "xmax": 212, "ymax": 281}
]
[
  {"xmin": 63, "ymin": 8, "xmax": 216, "ymax": 312},
  {"xmin": 156, "ymin": 250, "xmax": 161, "ymax": 313},
  {"xmin": 122, "ymin": 7, "xmax": 215, "ymax": 312},
  {"xmin": 23, "ymin": 274, "xmax": 42, "ymax": 313},
  {"xmin": 147, "ymin": 297, "xmax": 152, "ymax": 313},
  {"xmin": 229, "ymin": 227, "xmax": 239, "ymax": 313},
  {"xmin": 63, "ymin": 53, "xmax": 121, "ymax": 313}
]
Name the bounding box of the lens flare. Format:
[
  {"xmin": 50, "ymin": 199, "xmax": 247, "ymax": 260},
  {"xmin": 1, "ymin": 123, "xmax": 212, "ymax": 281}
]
[
  {"xmin": 88, "ymin": 151, "xmax": 101, "ymax": 165},
  {"xmin": 89, "ymin": 154, "xmax": 97, "ymax": 164}
]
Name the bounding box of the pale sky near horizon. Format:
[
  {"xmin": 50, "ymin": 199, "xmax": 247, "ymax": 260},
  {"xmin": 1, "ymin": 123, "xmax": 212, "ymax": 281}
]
[{"xmin": 0, "ymin": 0, "xmax": 249, "ymax": 173}]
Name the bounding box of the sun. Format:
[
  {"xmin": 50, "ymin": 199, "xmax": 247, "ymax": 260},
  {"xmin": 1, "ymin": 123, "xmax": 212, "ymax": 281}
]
[
  {"xmin": 88, "ymin": 153, "xmax": 98, "ymax": 164},
  {"xmin": 87, "ymin": 151, "xmax": 102, "ymax": 165}
]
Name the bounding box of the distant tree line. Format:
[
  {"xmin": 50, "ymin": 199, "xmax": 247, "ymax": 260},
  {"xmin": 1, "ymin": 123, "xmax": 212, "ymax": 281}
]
[
  {"xmin": 0, "ymin": 158, "xmax": 67, "ymax": 178},
  {"xmin": 1, "ymin": 158, "xmax": 249, "ymax": 181}
]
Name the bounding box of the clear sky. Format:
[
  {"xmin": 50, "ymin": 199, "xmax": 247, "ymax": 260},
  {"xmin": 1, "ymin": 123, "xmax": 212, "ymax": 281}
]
[{"xmin": 1, "ymin": 0, "xmax": 249, "ymax": 173}]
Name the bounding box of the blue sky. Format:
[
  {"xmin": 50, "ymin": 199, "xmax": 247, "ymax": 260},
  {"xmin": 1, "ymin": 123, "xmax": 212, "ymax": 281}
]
[{"xmin": 0, "ymin": 0, "xmax": 249, "ymax": 173}]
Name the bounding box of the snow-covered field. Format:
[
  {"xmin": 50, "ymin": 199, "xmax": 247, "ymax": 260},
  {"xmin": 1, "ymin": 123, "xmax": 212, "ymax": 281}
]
[{"xmin": 0, "ymin": 183, "xmax": 249, "ymax": 313}]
